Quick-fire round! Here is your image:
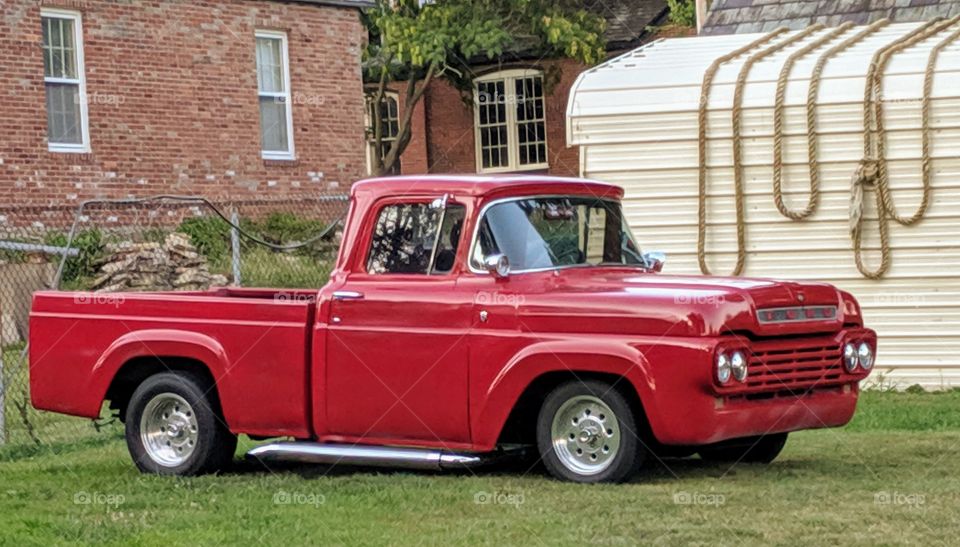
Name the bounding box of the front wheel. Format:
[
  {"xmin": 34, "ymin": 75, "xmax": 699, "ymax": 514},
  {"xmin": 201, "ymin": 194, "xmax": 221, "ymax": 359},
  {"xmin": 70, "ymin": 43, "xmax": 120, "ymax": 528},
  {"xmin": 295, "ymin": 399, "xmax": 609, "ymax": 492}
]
[
  {"xmin": 698, "ymin": 433, "xmax": 788, "ymax": 464},
  {"xmin": 536, "ymin": 380, "xmax": 645, "ymax": 483},
  {"xmin": 125, "ymin": 371, "xmax": 237, "ymax": 475}
]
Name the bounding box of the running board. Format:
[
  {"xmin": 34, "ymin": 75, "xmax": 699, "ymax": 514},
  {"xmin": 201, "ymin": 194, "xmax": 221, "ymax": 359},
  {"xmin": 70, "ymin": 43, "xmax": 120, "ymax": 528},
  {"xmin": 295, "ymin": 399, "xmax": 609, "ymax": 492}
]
[{"xmin": 246, "ymin": 442, "xmax": 519, "ymax": 471}]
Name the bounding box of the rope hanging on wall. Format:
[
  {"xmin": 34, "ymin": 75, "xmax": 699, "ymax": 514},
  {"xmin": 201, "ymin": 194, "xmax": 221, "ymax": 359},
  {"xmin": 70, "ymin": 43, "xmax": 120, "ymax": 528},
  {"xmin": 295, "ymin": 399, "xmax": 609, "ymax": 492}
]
[
  {"xmin": 772, "ymin": 21, "xmax": 864, "ymax": 220},
  {"xmin": 697, "ymin": 18, "xmax": 959, "ymax": 279},
  {"xmin": 697, "ymin": 27, "xmax": 788, "ymax": 276},
  {"xmin": 850, "ymin": 15, "xmax": 958, "ymax": 278}
]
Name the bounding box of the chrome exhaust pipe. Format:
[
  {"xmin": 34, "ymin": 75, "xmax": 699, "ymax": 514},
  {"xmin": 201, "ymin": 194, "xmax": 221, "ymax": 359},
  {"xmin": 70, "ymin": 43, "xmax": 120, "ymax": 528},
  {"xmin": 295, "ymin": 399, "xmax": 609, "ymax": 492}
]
[{"xmin": 246, "ymin": 442, "xmax": 514, "ymax": 471}]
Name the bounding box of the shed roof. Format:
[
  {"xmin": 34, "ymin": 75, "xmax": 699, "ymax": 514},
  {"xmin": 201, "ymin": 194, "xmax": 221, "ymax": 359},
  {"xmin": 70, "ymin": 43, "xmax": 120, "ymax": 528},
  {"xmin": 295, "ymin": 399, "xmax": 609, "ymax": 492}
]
[
  {"xmin": 702, "ymin": 0, "xmax": 960, "ymax": 35},
  {"xmin": 587, "ymin": 0, "xmax": 670, "ymax": 49}
]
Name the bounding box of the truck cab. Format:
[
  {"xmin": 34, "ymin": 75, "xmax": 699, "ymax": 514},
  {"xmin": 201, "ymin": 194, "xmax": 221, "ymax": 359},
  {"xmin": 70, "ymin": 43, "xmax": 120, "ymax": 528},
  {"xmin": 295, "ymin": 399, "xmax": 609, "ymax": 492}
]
[{"xmin": 30, "ymin": 176, "xmax": 876, "ymax": 483}]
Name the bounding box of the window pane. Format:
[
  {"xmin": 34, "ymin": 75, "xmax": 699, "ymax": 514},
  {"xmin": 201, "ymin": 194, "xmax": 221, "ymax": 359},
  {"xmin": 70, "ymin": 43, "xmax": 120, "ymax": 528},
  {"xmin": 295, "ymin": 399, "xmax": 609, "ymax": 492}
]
[
  {"xmin": 516, "ymin": 76, "xmax": 546, "ymax": 166},
  {"xmin": 477, "ymin": 80, "xmax": 509, "ymax": 169},
  {"xmin": 367, "ymin": 203, "xmax": 444, "ymax": 274},
  {"xmin": 45, "ymin": 82, "xmax": 82, "ymax": 144},
  {"xmin": 471, "ymin": 198, "xmax": 645, "ymax": 272},
  {"xmin": 259, "ymin": 96, "xmax": 289, "ymax": 152},
  {"xmin": 256, "ymin": 37, "xmax": 284, "ymax": 93},
  {"xmin": 42, "ymin": 17, "xmax": 77, "ymax": 79}
]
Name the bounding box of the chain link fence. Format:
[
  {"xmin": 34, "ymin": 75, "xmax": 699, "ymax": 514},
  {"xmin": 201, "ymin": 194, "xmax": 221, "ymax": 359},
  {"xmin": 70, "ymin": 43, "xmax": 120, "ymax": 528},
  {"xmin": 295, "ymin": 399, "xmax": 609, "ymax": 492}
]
[{"xmin": 0, "ymin": 194, "xmax": 349, "ymax": 455}]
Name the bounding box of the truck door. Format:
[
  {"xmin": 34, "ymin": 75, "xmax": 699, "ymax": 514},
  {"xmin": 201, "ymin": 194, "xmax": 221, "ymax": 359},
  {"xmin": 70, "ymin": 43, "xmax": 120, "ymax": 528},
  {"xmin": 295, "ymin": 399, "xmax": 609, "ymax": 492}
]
[{"xmin": 324, "ymin": 197, "xmax": 473, "ymax": 445}]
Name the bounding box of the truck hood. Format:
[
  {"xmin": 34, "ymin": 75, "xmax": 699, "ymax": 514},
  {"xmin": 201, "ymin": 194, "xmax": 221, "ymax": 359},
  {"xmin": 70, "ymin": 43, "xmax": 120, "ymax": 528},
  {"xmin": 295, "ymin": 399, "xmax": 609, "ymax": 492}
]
[{"xmin": 513, "ymin": 268, "xmax": 848, "ymax": 338}]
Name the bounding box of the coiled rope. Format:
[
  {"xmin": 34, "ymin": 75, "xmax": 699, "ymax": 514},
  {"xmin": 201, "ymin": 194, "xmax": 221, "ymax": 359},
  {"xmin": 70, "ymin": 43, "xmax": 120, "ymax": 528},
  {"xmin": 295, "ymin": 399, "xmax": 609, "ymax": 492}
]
[
  {"xmin": 851, "ymin": 16, "xmax": 958, "ymax": 278},
  {"xmin": 698, "ymin": 27, "xmax": 788, "ymax": 276},
  {"xmin": 772, "ymin": 21, "xmax": 866, "ymax": 220},
  {"xmin": 697, "ymin": 18, "xmax": 958, "ymax": 279}
]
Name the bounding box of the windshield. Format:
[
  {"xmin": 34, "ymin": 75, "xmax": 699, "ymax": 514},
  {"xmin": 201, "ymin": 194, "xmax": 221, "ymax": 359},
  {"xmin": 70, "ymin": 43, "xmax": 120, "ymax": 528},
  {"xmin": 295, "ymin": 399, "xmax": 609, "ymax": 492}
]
[{"xmin": 470, "ymin": 196, "xmax": 645, "ymax": 272}]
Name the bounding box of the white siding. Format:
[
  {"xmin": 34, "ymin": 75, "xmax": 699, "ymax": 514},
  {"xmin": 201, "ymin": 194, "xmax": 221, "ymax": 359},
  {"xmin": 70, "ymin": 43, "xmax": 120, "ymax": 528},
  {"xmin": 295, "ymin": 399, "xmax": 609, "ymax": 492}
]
[{"xmin": 568, "ymin": 22, "xmax": 960, "ymax": 389}]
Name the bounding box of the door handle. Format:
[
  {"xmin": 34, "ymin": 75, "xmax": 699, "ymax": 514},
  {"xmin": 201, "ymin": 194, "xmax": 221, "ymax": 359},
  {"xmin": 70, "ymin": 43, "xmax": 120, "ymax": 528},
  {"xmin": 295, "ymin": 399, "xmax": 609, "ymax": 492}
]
[{"xmin": 332, "ymin": 290, "xmax": 364, "ymax": 301}]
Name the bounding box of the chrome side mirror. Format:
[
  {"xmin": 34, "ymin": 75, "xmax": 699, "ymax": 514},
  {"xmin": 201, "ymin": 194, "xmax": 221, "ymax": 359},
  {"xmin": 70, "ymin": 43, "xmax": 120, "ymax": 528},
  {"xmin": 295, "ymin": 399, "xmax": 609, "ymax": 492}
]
[
  {"xmin": 483, "ymin": 254, "xmax": 511, "ymax": 278},
  {"xmin": 643, "ymin": 251, "xmax": 666, "ymax": 273}
]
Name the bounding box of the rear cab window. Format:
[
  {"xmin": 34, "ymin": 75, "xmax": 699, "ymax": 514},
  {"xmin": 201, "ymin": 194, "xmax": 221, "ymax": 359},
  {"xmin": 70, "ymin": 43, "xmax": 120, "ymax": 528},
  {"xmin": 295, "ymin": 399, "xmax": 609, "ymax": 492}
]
[{"xmin": 366, "ymin": 201, "xmax": 466, "ymax": 275}]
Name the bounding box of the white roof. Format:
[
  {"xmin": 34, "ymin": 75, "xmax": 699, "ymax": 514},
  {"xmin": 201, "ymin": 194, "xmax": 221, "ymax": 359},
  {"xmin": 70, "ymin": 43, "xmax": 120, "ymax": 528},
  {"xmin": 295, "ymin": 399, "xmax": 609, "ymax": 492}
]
[{"xmin": 567, "ymin": 21, "xmax": 960, "ymax": 141}]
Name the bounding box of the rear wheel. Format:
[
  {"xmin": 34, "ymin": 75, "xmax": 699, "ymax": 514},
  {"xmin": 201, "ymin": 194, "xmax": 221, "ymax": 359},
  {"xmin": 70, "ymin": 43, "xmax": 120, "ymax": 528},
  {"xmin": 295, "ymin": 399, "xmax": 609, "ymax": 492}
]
[
  {"xmin": 125, "ymin": 371, "xmax": 237, "ymax": 475},
  {"xmin": 698, "ymin": 433, "xmax": 788, "ymax": 464},
  {"xmin": 536, "ymin": 380, "xmax": 645, "ymax": 483}
]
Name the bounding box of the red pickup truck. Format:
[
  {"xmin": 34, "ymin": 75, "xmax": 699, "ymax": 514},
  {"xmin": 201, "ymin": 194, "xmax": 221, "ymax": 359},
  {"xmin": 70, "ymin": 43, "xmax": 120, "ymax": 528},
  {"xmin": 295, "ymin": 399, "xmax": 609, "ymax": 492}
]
[{"xmin": 30, "ymin": 176, "xmax": 876, "ymax": 483}]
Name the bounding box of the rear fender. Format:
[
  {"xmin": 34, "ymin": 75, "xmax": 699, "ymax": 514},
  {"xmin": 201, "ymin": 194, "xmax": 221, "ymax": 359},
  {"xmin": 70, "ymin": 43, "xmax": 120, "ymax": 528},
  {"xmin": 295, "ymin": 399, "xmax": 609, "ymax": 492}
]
[
  {"xmin": 90, "ymin": 329, "xmax": 231, "ymax": 419},
  {"xmin": 471, "ymin": 340, "xmax": 657, "ymax": 450}
]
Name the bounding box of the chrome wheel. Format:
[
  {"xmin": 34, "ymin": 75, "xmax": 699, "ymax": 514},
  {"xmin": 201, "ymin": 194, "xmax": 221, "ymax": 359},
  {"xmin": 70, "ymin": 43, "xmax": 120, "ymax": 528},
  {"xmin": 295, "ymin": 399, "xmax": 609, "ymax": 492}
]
[
  {"xmin": 140, "ymin": 393, "xmax": 199, "ymax": 467},
  {"xmin": 550, "ymin": 394, "xmax": 621, "ymax": 476}
]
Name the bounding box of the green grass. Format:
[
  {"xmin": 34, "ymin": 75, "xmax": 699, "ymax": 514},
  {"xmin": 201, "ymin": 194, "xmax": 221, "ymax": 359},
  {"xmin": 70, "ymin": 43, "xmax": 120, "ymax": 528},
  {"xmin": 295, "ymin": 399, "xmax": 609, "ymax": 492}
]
[
  {"xmin": 1, "ymin": 391, "xmax": 959, "ymax": 545},
  {"xmin": 229, "ymin": 246, "xmax": 333, "ymax": 288}
]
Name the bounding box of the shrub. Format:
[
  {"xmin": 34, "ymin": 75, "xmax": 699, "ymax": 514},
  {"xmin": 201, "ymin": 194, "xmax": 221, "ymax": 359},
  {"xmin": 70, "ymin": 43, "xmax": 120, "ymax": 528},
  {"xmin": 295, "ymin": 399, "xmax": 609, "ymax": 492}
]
[
  {"xmin": 178, "ymin": 216, "xmax": 232, "ymax": 262},
  {"xmin": 254, "ymin": 212, "xmax": 327, "ymax": 245},
  {"xmin": 44, "ymin": 228, "xmax": 104, "ymax": 284},
  {"xmin": 666, "ymin": 0, "xmax": 696, "ymax": 28}
]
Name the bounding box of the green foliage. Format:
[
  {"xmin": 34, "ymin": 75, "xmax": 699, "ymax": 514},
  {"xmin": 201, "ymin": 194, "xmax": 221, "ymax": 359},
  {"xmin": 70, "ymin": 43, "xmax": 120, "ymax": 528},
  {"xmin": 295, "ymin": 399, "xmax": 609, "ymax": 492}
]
[
  {"xmin": 178, "ymin": 216, "xmax": 232, "ymax": 262},
  {"xmin": 666, "ymin": 0, "xmax": 696, "ymax": 28},
  {"xmin": 254, "ymin": 212, "xmax": 326, "ymax": 245},
  {"xmin": 364, "ymin": 0, "xmax": 607, "ymax": 174},
  {"xmin": 0, "ymin": 248, "xmax": 28, "ymax": 265},
  {"xmin": 44, "ymin": 228, "xmax": 104, "ymax": 284},
  {"xmin": 366, "ymin": 0, "xmax": 606, "ymax": 86},
  {"xmin": 238, "ymin": 246, "xmax": 333, "ymax": 289}
]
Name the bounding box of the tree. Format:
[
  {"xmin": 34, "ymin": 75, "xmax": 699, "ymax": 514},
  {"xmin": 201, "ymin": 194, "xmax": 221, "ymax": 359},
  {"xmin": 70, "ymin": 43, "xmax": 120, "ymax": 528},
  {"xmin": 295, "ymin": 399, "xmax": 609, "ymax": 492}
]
[{"xmin": 363, "ymin": 0, "xmax": 606, "ymax": 176}]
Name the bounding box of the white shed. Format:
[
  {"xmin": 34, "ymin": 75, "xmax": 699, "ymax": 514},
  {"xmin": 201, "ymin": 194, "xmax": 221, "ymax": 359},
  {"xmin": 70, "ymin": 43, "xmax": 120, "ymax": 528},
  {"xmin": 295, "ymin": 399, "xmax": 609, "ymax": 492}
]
[{"xmin": 567, "ymin": 20, "xmax": 960, "ymax": 388}]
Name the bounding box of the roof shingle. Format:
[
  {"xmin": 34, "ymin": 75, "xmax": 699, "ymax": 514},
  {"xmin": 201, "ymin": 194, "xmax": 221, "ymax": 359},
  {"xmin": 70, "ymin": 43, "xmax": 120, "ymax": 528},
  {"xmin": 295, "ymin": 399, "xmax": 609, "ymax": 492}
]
[
  {"xmin": 585, "ymin": 0, "xmax": 670, "ymax": 49},
  {"xmin": 702, "ymin": 0, "xmax": 960, "ymax": 35}
]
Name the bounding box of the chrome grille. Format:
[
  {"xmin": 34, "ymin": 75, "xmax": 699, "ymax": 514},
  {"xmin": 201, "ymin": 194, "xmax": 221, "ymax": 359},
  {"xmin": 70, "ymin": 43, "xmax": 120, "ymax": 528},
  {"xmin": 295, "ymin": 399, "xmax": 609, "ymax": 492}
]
[{"xmin": 744, "ymin": 338, "xmax": 844, "ymax": 394}]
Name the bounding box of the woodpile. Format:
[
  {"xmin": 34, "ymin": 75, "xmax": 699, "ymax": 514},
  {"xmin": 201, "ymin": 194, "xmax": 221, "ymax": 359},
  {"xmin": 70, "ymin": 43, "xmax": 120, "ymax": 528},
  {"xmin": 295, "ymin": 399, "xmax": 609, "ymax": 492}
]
[{"xmin": 92, "ymin": 233, "xmax": 228, "ymax": 292}]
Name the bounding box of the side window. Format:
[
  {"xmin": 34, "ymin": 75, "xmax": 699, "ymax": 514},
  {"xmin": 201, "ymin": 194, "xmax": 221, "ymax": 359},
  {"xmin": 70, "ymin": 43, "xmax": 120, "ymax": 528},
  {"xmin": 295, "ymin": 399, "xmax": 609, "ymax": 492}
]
[{"xmin": 366, "ymin": 202, "xmax": 466, "ymax": 275}]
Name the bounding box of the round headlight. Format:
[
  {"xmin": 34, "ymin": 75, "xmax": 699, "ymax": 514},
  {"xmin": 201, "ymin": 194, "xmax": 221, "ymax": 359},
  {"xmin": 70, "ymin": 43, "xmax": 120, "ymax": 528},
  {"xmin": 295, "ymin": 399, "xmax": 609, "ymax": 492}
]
[
  {"xmin": 843, "ymin": 343, "xmax": 858, "ymax": 372},
  {"xmin": 716, "ymin": 353, "xmax": 732, "ymax": 384},
  {"xmin": 858, "ymin": 342, "xmax": 874, "ymax": 370},
  {"xmin": 730, "ymin": 351, "xmax": 748, "ymax": 382}
]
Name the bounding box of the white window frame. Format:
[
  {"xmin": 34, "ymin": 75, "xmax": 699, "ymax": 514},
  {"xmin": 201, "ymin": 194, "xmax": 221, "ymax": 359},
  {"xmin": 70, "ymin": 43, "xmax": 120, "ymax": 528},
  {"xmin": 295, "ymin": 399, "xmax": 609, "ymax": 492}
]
[
  {"xmin": 255, "ymin": 30, "xmax": 295, "ymax": 161},
  {"xmin": 364, "ymin": 91, "xmax": 401, "ymax": 175},
  {"xmin": 473, "ymin": 68, "xmax": 548, "ymax": 174},
  {"xmin": 41, "ymin": 8, "xmax": 90, "ymax": 154}
]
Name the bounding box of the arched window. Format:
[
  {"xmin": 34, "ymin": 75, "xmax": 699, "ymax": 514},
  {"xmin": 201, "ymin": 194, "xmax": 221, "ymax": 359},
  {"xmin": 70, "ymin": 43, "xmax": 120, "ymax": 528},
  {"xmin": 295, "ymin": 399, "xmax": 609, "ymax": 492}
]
[
  {"xmin": 365, "ymin": 92, "xmax": 401, "ymax": 175},
  {"xmin": 474, "ymin": 69, "xmax": 548, "ymax": 173}
]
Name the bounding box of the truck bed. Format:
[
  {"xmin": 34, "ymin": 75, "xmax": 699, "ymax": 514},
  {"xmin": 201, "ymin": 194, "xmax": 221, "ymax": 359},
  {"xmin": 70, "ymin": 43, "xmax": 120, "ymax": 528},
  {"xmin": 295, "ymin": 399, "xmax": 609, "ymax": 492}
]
[{"xmin": 29, "ymin": 289, "xmax": 317, "ymax": 438}]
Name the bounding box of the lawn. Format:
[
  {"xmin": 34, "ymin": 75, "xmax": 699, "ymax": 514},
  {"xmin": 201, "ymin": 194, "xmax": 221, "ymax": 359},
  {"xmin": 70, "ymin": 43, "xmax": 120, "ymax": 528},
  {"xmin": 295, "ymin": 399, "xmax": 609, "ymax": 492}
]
[{"xmin": 1, "ymin": 390, "xmax": 960, "ymax": 546}]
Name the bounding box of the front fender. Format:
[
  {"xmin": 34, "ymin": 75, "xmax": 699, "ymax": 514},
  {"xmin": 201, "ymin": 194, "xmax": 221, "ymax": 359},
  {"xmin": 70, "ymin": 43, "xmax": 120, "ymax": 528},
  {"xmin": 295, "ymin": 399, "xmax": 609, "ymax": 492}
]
[{"xmin": 471, "ymin": 340, "xmax": 657, "ymax": 450}]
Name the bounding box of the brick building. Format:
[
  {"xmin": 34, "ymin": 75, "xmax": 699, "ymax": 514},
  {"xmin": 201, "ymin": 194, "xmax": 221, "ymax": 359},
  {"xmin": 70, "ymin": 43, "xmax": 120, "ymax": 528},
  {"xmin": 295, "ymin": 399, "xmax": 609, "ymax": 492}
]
[
  {"xmin": 365, "ymin": 0, "xmax": 672, "ymax": 178},
  {"xmin": 1, "ymin": 0, "xmax": 371, "ymax": 207}
]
